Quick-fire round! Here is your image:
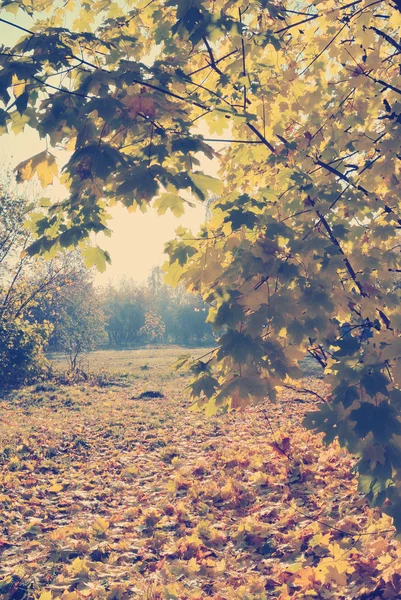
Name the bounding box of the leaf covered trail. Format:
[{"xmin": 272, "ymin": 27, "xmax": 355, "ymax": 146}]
[{"xmin": 0, "ymin": 371, "xmax": 399, "ymax": 599}]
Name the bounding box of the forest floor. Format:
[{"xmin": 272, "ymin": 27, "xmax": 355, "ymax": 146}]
[{"xmin": 0, "ymin": 347, "xmax": 399, "ymax": 600}]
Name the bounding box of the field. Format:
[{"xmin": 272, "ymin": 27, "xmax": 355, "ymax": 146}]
[{"xmin": 0, "ymin": 347, "xmax": 399, "ymax": 600}]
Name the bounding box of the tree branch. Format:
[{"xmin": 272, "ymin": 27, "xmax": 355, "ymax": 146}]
[
  {"xmin": 238, "ymin": 7, "xmax": 247, "ymax": 110},
  {"xmin": 315, "ymin": 158, "xmax": 401, "ymax": 226},
  {"xmin": 370, "ymin": 26, "xmax": 401, "ymax": 51},
  {"xmin": 201, "ymin": 36, "xmax": 223, "ymax": 76},
  {"xmin": 186, "ymin": 49, "xmax": 239, "ymax": 77},
  {"xmin": 246, "ymin": 123, "xmax": 276, "ymax": 153}
]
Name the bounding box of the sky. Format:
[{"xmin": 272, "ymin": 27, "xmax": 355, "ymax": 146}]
[{"xmin": 0, "ymin": 11, "xmax": 220, "ymax": 285}]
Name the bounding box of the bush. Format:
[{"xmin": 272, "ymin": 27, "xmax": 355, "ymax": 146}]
[{"xmin": 0, "ymin": 319, "xmax": 52, "ymax": 388}]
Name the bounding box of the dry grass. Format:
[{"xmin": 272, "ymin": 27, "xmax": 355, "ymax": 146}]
[{"xmin": 47, "ymin": 346, "xmax": 212, "ymax": 383}]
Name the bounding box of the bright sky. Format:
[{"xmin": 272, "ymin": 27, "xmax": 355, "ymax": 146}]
[{"xmin": 0, "ymin": 12, "xmax": 220, "ymax": 285}]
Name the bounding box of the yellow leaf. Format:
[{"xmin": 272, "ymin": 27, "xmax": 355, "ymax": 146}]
[
  {"xmin": 191, "ymin": 172, "xmax": 223, "ymax": 197},
  {"xmin": 92, "ymin": 517, "xmax": 110, "ymax": 535},
  {"xmin": 162, "ymin": 583, "xmax": 181, "ymax": 599},
  {"xmin": 69, "ymin": 557, "xmax": 90, "ymax": 577},
  {"xmin": 15, "ymin": 151, "xmax": 58, "ymax": 188},
  {"xmin": 238, "ymin": 286, "xmax": 268, "ymax": 311},
  {"xmin": 35, "ymin": 155, "xmax": 58, "ymax": 187},
  {"xmin": 378, "ymin": 553, "xmax": 394, "ymax": 568},
  {"xmin": 318, "ymin": 564, "xmax": 348, "ymax": 586},
  {"xmin": 187, "ymin": 557, "xmax": 200, "ymax": 573},
  {"xmin": 39, "ymin": 592, "xmax": 52, "ymax": 600},
  {"xmin": 309, "ymin": 532, "xmax": 331, "ymax": 548},
  {"xmin": 11, "ymin": 74, "xmax": 26, "ymax": 98},
  {"xmin": 60, "ymin": 592, "xmax": 80, "ymax": 600},
  {"xmin": 11, "ymin": 113, "xmax": 30, "ymax": 135},
  {"xmin": 215, "ymin": 558, "xmax": 226, "ymax": 572},
  {"xmin": 4, "ymin": 2, "xmax": 19, "ymax": 14},
  {"xmin": 382, "ymin": 338, "xmax": 401, "ymax": 361},
  {"xmin": 316, "ymin": 543, "xmax": 355, "ymax": 585},
  {"xmin": 49, "ymin": 483, "xmax": 63, "ymax": 493}
]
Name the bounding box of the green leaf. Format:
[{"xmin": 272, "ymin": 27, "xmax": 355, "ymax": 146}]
[
  {"xmin": 117, "ymin": 166, "xmax": 159, "ymax": 203},
  {"xmin": 172, "ymin": 354, "xmax": 191, "ymax": 371},
  {"xmin": 350, "ymin": 402, "xmax": 401, "ymax": 443},
  {"xmin": 189, "ymin": 374, "xmax": 219, "ymax": 398},
  {"xmin": 154, "ymin": 193, "xmax": 185, "ymax": 217},
  {"xmin": 190, "ymin": 172, "xmax": 223, "ymax": 198},
  {"xmin": 15, "ymin": 90, "xmax": 28, "ymax": 115},
  {"xmin": 333, "ymin": 336, "xmax": 361, "ymax": 357},
  {"xmin": 82, "ymin": 246, "xmax": 111, "ymax": 273},
  {"xmin": 225, "ymin": 208, "xmax": 257, "ymax": 231},
  {"xmin": 361, "ymin": 371, "xmax": 389, "ymax": 397},
  {"xmin": 217, "ymin": 330, "xmax": 263, "ymax": 364},
  {"xmin": 0, "ymin": 108, "xmax": 9, "ymax": 127},
  {"xmin": 332, "ymin": 384, "xmax": 359, "ymax": 408}
]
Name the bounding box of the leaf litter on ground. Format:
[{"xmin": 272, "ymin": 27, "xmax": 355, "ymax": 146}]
[{"xmin": 0, "ymin": 349, "xmax": 399, "ymax": 600}]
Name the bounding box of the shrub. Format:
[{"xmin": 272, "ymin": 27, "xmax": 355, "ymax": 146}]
[{"xmin": 0, "ymin": 318, "xmax": 52, "ymax": 388}]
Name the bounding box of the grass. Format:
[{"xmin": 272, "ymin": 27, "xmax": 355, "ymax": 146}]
[
  {"xmin": 46, "ymin": 345, "xmax": 324, "ymax": 384},
  {"xmin": 47, "ymin": 345, "xmax": 211, "ymax": 385}
]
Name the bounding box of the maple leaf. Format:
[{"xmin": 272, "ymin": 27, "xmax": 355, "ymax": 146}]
[
  {"xmin": 122, "ymin": 91, "xmax": 156, "ymax": 119},
  {"xmin": 317, "ymin": 544, "xmax": 355, "ymax": 586},
  {"xmin": 293, "ymin": 566, "xmax": 319, "ymax": 590},
  {"xmin": 92, "ymin": 517, "xmax": 110, "ymax": 536},
  {"xmin": 14, "ymin": 151, "xmax": 58, "ymax": 187},
  {"xmin": 48, "ymin": 483, "xmax": 63, "ymax": 493},
  {"xmin": 363, "ymin": 444, "xmax": 386, "ymax": 470}
]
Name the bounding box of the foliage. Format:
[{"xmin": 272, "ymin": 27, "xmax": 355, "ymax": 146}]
[
  {"xmin": 100, "ymin": 279, "xmax": 148, "ymax": 346},
  {"xmin": 0, "ymin": 172, "xmax": 103, "ymax": 384},
  {"xmin": 0, "ymin": 348, "xmax": 400, "ymax": 599},
  {"xmin": 3, "ymin": 0, "xmax": 401, "ymax": 530},
  {"xmin": 149, "ymin": 267, "xmax": 215, "ymax": 345},
  {"xmin": 100, "ymin": 270, "xmax": 214, "ymax": 346},
  {"xmin": 0, "ymin": 318, "xmax": 51, "ymax": 387},
  {"xmin": 50, "ymin": 280, "xmax": 106, "ymax": 372},
  {"xmin": 0, "ymin": 174, "xmax": 92, "ymax": 386},
  {"xmin": 0, "ymin": 174, "xmax": 50, "ymax": 387},
  {"xmin": 140, "ymin": 310, "xmax": 166, "ymax": 343}
]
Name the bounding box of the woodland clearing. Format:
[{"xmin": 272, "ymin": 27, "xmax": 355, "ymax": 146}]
[{"xmin": 0, "ymin": 347, "xmax": 399, "ymax": 600}]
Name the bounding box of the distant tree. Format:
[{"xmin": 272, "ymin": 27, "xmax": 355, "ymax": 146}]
[
  {"xmin": 140, "ymin": 310, "xmax": 166, "ymax": 343},
  {"xmin": 99, "ymin": 268, "xmax": 213, "ymax": 347},
  {"xmin": 172, "ymin": 297, "xmax": 213, "ymax": 345},
  {"xmin": 147, "ymin": 266, "xmax": 214, "ymax": 345},
  {"xmin": 53, "ymin": 281, "xmax": 106, "ymax": 372},
  {"xmin": 148, "ymin": 266, "xmax": 165, "ymax": 298},
  {"xmin": 101, "ymin": 279, "xmax": 148, "ymax": 346}
]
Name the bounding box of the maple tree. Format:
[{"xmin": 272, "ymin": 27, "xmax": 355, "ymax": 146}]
[{"xmin": 2, "ymin": 0, "xmax": 401, "ymax": 534}]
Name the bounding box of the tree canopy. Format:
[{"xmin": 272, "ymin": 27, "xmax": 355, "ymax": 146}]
[{"xmin": 2, "ymin": 0, "xmax": 401, "ymax": 531}]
